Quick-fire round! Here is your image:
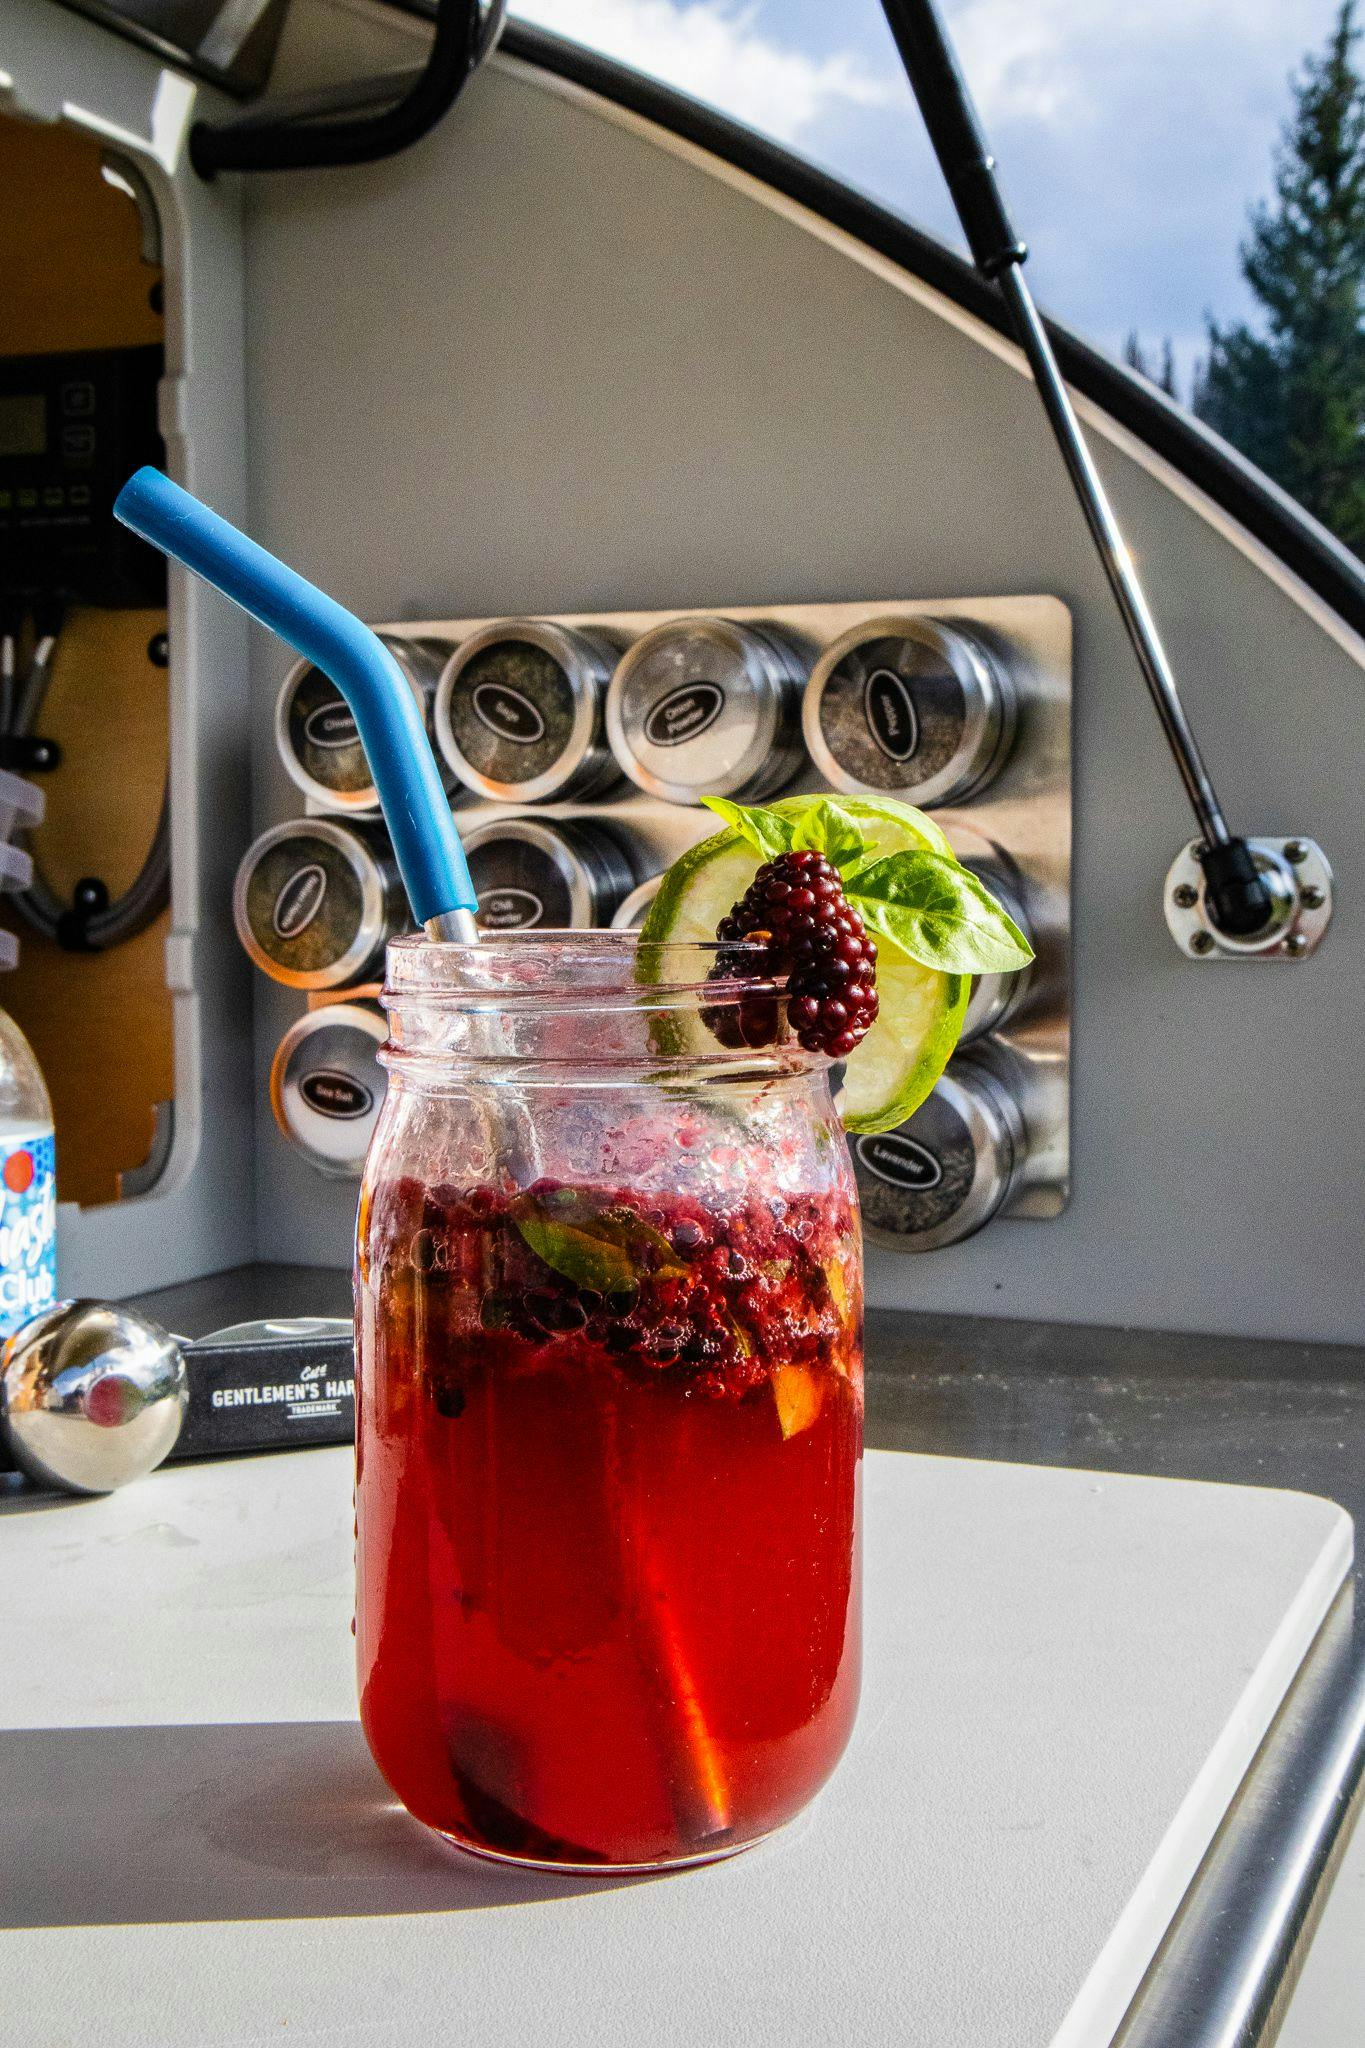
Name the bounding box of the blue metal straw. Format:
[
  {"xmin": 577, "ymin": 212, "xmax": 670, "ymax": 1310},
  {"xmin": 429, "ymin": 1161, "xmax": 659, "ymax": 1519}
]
[{"xmin": 114, "ymin": 466, "xmax": 479, "ymax": 941}]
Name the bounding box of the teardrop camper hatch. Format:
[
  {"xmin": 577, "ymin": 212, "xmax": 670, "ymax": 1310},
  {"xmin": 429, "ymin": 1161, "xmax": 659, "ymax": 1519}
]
[{"xmin": 4, "ymin": 3, "xmax": 1365, "ymax": 2042}]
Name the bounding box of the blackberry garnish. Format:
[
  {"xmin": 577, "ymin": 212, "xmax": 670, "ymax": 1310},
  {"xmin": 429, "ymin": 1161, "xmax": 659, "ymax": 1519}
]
[{"xmin": 707, "ymin": 850, "xmax": 879, "ymax": 1058}]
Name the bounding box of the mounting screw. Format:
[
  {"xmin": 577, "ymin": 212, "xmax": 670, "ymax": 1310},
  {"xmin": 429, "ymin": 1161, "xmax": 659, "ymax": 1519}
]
[
  {"xmin": 1285, "ymin": 840, "xmax": 1309, "ymax": 865},
  {"xmin": 1299, "ymin": 883, "xmax": 1325, "ymax": 910},
  {"xmin": 1173, "ymin": 882, "xmax": 1199, "ymax": 909},
  {"xmin": 147, "ymin": 632, "xmax": 169, "ymax": 668},
  {"xmin": 1285, "ymin": 931, "xmax": 1309, "ymax": 956},
  {"xmin": 1190, "ymin": 930, "xmax": 1216, "ymax": 956}
]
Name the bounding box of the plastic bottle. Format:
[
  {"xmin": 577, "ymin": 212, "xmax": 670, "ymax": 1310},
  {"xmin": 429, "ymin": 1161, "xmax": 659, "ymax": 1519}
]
[{"xmin": 0, "ymin": 1006, "xmax": 56, "ymax": 1342}]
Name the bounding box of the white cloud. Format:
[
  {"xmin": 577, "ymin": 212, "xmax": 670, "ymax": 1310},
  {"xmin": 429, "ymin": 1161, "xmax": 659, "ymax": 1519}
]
[
  {"xmin": 513, "ymin": 0, "xmax": 895, "ymax": 145},
  {"xmin": 947, "ymin": 0, "xmax": 1085, "ymax": 127},
  {"xmin": 946, "ymin": 0, "xmax": 1327, "ymax": 128},
  {"xmin": 513, "ymin": 0, "xmax": 1344, "ymax": 380}
]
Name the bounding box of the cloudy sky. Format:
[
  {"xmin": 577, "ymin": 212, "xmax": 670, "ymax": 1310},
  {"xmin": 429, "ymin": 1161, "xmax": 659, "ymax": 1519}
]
[{"xmin": 513, "ymin": 0, "xmax": 1342, "ymax": 395}]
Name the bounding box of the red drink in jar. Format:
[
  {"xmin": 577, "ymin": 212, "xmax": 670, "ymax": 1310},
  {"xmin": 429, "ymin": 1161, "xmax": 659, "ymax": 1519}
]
[{"xmin": 356, "ymin": 935, "xmax": 863, "ymax": 1870}]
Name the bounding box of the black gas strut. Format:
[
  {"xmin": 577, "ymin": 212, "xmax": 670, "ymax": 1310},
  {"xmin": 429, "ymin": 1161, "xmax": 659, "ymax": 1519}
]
[{"xmin": 879, "ymin": 0, "xmax": 1273, "ymax": 938}]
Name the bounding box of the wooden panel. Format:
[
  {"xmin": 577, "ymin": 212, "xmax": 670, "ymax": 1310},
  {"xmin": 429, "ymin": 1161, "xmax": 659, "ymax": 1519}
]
[
  {"xmin": 0, "ymin": 111, "xmax": 172, "ymax": 1209},
  {"xmin": 0, "ymin": 115, "xmax": 163, "ymax": 353}
]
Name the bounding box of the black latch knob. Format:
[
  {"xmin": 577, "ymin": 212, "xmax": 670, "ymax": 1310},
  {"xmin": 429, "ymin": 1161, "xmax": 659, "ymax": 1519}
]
[
  {"xmin": 1200, "ymin": 839, "xmax": 1274, "ymax": 938},
  {"xmin": 56, "ymin": 876, "xmax": 110, "ymax": 952}
]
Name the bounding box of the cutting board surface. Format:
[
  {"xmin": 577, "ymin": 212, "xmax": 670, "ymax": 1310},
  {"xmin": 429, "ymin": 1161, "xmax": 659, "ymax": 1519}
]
[{"xmin": 0, "ymin": 1446, "xmax": 1350, "ymax": 2047}]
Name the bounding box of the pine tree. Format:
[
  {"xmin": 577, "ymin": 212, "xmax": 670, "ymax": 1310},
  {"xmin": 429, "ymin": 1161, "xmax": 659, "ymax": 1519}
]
[
  {"xmin": 1194, "ymin": 2, "xmax": 1365, "ymax": 553},
  {"xmin": 1124, "ymin": 330, "xmax": 1180, "ymax": 399}
]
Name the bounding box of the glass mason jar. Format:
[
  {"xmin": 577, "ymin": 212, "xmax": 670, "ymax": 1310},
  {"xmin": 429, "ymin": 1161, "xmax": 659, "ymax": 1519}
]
[{"xmin": 355, "ymin": 932, "xmax": 863, "ymax": 1872}]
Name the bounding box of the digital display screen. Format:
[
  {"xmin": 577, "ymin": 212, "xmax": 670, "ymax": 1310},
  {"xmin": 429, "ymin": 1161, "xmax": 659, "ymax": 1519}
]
[{"xmin": 0, "ymin": 394, "xmax": 47, "ymax": 460}]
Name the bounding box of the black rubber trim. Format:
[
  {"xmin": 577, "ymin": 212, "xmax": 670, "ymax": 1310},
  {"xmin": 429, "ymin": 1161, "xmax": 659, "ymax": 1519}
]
[
  {"xmin": 190, "ymin": 0, "xmax": 487, "ymax": 178},
  {"xmin": 498, "ymin": 19, "xmax": 1365, "ymax": 641}
]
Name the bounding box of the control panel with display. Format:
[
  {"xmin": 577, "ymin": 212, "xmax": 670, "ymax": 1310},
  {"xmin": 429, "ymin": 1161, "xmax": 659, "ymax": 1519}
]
[{"xmin": 0, "ymin": 345, "xmax": 165, "ymax": 606}]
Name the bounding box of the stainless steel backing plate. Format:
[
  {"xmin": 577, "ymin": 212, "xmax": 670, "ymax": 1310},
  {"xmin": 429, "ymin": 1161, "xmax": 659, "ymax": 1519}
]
[{"xmin": 371, "ymin": 594, "xmax": 1073, "ymax": 1234}]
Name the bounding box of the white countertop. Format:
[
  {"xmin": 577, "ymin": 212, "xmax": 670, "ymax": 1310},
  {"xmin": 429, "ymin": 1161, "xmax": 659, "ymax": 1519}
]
[{"xmin": 0, "ymin": 1447, "xmax": 1351, "ymax": 2047}]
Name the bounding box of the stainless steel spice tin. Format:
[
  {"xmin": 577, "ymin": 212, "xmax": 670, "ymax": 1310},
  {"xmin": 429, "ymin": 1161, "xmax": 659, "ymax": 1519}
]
[
  {"xmin": 606, "ymin": 614, "xmax": 806, "ymax": 804},
  {"xmin": 270, "ymin": 1001, "xmax": 388, "ymax": 1176},
  {"xmin": 434, "ymin": 619, "xmax": 621, "ymax": 804},
  {"xmin": 276, "ymin": 635, "xmax": 456, "ymax": 812},
  {"xmin": 233, "ymin": 818, "xmax": 408, "ymax": 989},
  {"xmin": 804, "ymin": 615, "xmax": 1016, "ymax": 807},
  {"xmin": 464, "ymin": 816, "xmax": 640, "ymax": 930}
]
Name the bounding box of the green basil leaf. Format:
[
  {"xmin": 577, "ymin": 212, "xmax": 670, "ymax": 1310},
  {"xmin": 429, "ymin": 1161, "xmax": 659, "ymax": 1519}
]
[
  {"xmin": 786, "ymin": 798, "xmax": 871, "ymax": 871},
  {"xmin": 513, "ymin": 1207, "xmax": 639, "ymax": 1293},
  {"xmin": 513, "ymin": 1194, "xmax": 689, "ymax": 1291},
  {"xmin": 701, "ymin": 795, "xmax": 872, "ymax": 875},
  {"xmin": 847, "ymin": 851, "xmax": 1035, "ymax": 973},
  {"xmin": 597, "ymin": 1206, "xmax": 686, "ymax": 1272},
  {"xmin": 699, "ymin": 797, "xmax": 794, "ymax": 860}
]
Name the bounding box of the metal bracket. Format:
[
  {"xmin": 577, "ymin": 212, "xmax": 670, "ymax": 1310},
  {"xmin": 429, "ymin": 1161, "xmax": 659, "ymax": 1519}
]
[{"xmin": 1164, "ymin": 838, "xmax": 1333, "ymax": 960}]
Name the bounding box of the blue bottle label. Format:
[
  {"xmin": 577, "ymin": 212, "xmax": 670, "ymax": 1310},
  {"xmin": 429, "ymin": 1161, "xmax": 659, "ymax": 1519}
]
[{"xmin": 0, "ymin": 1129, "xmax": 57, "ymax": 1340}]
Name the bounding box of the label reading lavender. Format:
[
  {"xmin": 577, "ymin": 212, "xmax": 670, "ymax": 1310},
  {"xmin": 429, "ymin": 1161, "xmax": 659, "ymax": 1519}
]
[{"xmin": 0, "ymin": 1128, "xmax": 57, "ymax": 1340}]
